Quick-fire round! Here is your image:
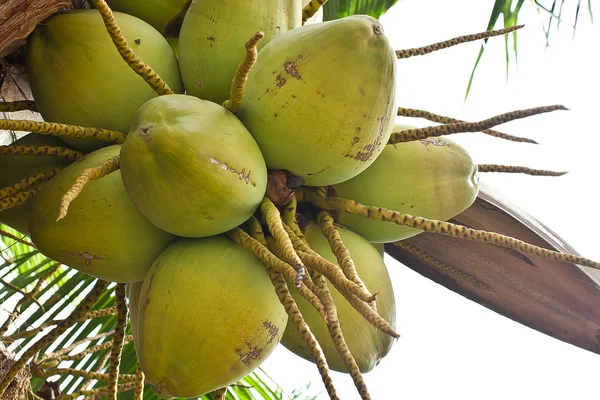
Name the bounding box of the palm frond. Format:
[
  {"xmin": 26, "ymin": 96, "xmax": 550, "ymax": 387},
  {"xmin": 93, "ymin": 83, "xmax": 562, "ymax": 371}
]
[
  {"xmin": 465, "ymin": 0, "xmax": 594, "ymax": 99},
  {"xmin": 323, "ymin": 0, "xmax": 400, "ymax": 20}
]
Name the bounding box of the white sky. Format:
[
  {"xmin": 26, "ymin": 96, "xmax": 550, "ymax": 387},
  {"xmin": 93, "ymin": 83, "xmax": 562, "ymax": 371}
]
[{"xmin": 261, "ymin": 1, "xmax": 600, "ymax": 399}]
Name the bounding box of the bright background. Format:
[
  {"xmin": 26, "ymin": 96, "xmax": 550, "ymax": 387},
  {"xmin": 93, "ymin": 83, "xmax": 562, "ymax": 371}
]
[{"xmin": 262, "ymin": 1, "xmax": 600, "ymax": 399}]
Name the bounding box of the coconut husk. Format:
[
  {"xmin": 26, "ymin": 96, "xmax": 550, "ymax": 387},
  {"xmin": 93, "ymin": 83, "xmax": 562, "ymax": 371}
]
[
  {"xmin": 0, "ymin": 0, "xmax": 72, "ymax": 59},
  {"xmin": 0, "ymin": 342, "xmax": 31, "ymax": 400}
]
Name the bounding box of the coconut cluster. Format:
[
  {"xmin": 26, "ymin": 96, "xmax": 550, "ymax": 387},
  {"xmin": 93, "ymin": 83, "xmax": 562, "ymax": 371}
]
[{"xmin": 0, "ymin": 0, "xmax": 583, "ymax": 399}]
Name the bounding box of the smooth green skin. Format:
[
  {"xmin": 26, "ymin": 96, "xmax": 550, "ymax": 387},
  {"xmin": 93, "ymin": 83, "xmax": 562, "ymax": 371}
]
[
  {"xmin": 373, "ymin": 242, "xmax": 385, "ymax": 257},
  {"xmin": 138, "ymin": 236, "xmax": 287, "ymax": 398},
  {"xmin": 179, "ymin": 0, "xmax": 301, "ymax": 104},
  {"xmin": 281, "ymin": 221, "xmax": 396, "ymax": 373},
  {"xmin": 26, "ymin": 10, "xmax": 183, "ymax": 152},
  {"xmin": 166, "ymin": 37, "xmax": 179, "ymax": 58},
  {"xmin": 333, "ymin": 123, "xmax": 480, "ymax": 243},
  {"xmin": 120, "ymin": 94, "xmax": 267, "ymax": 238},
  {"xmin": 106, "ymin": 0, "xmax": 189, "ymax": 35},
  {"xmin": 29, "ymin": 145, "xmax": 176, "ymax": 283},
  {"xmin": 127, "ymin": 281, "xmax": 144, "ymax": 357},
  {"xmin": 236, "ymin": 15, "xmax": 398, "ymax": 187},
  {"xmin": 0, "ymin": 134, "xmax": 74, "ymax": 234}
]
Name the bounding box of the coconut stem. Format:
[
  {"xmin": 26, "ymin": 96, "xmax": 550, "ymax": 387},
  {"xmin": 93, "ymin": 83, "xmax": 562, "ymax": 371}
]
[
  {"xmin": 265, "ymin": 267, "xmax": 340, "ymax": 400},
  {"xmin": 0, "ymin": 280, "xmax": 107, "ymax": 398},
  {"xmin": 296, "ymin": 188, "xmax": 600, "ymax": 270},
  {"xmin": 0, "ymin": 145, "xmax": 85, "ymax": 160},
  {"xmin": 388, "ymin": 105, "xmax": 567, "ymax": 144},
  {"xmin": 0, "ymin": 100, "xmax": 38, "ymax": 113},
  {"xmin": 223, "ymin": 31, "xmax": 264, "ymax": 113},
  {"xmin": 133, "ymin": 361, "xmax": 145, "ymax": 400},
  {"xmin": 396, "ymin": 106, "xmax": 538, "ymax": 144},
  {"xmin": 82, "ymin": 348, "xmax": 113, "ymax": 390},
  {"xmin": 37, "ymin": 330, "xmax": 114, "ymax": 363},
  {"xmin": 478, "ymin": 164, "xmax": 567, "ymax": 176},
  {"xmin": 302, "ymin": 0, "xmax": 327, "ymax": 24},
  {"xmin": 312, "ymin": 274, "xmax": 372, "ymax": 400},
  {"xmin": 5, "ymin": 306, "xmax": 117, "ymax": 343},
  {"xmin": 395, "ymin": 25, "xmax": 523, "ymax": 59},
  {"xmin": 284, "ymin": 225, "xmax": 399, "ymax": 338},
  {"xmin": 0, "ymin": 119, "xmax": 125, "ymax": 143},
  {"xmin": 260, "ymin": 197, "xmax": 307, "ymax": 287},
  {"xmin": 59, "ymin": 381, "xmax": 137, "ymax": 400},
  {"xmin": 213, "ymin": 387, "xmax": 227, "ymax": 400},
  {"xmin": 228, "ymin": 227, "xmax": 325, "ymax": 317},
  {"xmin": 0, "ymin": 188, "xmax": 39, "ymax": 212},
  {"xmin": 107, "ymin": 284, "xmax": 128, "ymax": 400},
  {"xmin": 296, "ymin": 251, "xmax": 376, "ymax": 303},
  {"xmin": 40, "ymin": 367, "xmax": 136, "ymax": 382},
  {"xmin": 0, "ymin": 277, "xmax": 44, "ymax": 312},
  {"xmin": 0, "ymin": 263, "xmax": 60, "ymax": 335},
  {"xmin": 0, "ymin": 229, "xmax": 33, "ymax": 247},
  {"xmin": 393, "ymin": 241, "xmax": 495, "ymax": 292},
  {"xmin": 55, "ymin": 335, "xmax": 134, "ymax": 363},
  {"xmin": 317, "ymin": 211, "xmax": 376, "ymax": 309},
  {"xmin": 57, "ymin": 155, "xmax": 120, "ymax": 221},
  {"xmin": 90, "ymin": 0, "xmax": 175, "ymax": 96},
  {"xmin": 0, "ymin": 170, "xmax": 59, "ymax": 200},
  {"xmin": 281, "ymin": 195, "xmax": 307, "ymax": 244}
]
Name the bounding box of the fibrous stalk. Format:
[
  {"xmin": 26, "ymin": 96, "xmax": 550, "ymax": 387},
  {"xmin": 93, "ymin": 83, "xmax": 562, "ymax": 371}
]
[
  {"xmin": 90, "ymin": 0, "xmax": 175, "ymax": 95},
  {"xmin": 260, "ymin": 197, "xmax": 306, "ymax": 287},
  {"xmin": 395, "ymin": 25, "xmax": 523, "ymax": 59},
  {"xmin": 0, "ymin": 119, "xmax": 125, "ymax": 143},
  {"xmin": 0, "ymin": 145, "xmax": 84, "ymax": 160},
  {"xmin": 223, "ymin": 31, "xmax": 264, "ymax": 113},
  {"xmin": 396, "ymin": 106, "xmax": 538, "ymax": 144},
  {"xmin": 106, "ymin": 284, "xmax": 128, "ymax": 400},
  {"xmin": 296, "ymin": 188, "xmax": 600, "ymax": 270},
  {"xmin": 389, "ymin": 105, "xmax": 567, "ymax": 144},
  {"xmin": 57, "ymin": 155, "xmax": 120, "ymax": 221}
]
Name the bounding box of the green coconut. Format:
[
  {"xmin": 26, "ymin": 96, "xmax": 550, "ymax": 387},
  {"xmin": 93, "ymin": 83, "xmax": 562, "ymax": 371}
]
[
  {"xmin": 373, "ymin": 242, "xmax": 385, "ymax": 258},
  {"xmin": 26, "ymin": 10, "xmax": 184, "ymax": 151},
  {"xmin": 236, "ymin": 15, "xmax": 398, "ymax": 186},
  {"xmin": 120, "ymin": 94, "xmax": 267, "ymax": 238},
  {"xmin": 0, "ymin": 133, "xmax": 74, "ymax": 234},
  {"xmin": 29, "ymin": 145, "xmax": 176, "ymax": 283},
  {"xmin": 333, "ymin": 123, "xmax": 480, "ymax": 243},
  {"xmin": 137, "ymin": 236, "xmax": 287, "ymax": 398},
  {"xmin": 179, "ymin": 0, "xmax": 301, "ymax": 104},
  {"xmin": 105, "ymin": 0, "xmax": 190, "ymax": 36},
  {"xmin": 281, "ymin": 221, "xmax": 396, "ymax": 373},
  {"xmin": 127, "ymin": 281, "xmax": 144, "ymax": 356}
]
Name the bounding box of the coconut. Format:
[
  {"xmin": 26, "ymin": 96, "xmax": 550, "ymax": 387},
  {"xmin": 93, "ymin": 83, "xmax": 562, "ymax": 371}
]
[
  {"xmin": 236, "ymin": 15, "xmax": 398, "ymax": 186},
  {"xmin": 179, "ymin": 0, "xmax": 301, "ymax": 104},
  {"xmin": 137, "ymin": 236, "xmax": 287, "ymax": 398},
  {"xmin": 332, "ymin": 123, "xmax": 479, "ymax": 243},
  {"xmin": 0, "ymin": 133, "xmax": 74, "ymax": 234},
  {"xmin": 281, "ymin": 221, "xmax": 396, "ymax": 373},
  {"xmin": 105, "ymin": 0, "xmax": 190, "ymax": 36},
  {"xmin": 119, "ymin": 94, "xmax": 267, "ymax": 238},
  {"xmin": 29, "ymin": 145, "xmax": 176, "ymax": 283},
  {"xmin": 26, "ymin": 10, "xmax": 183, "ymax": 151}
]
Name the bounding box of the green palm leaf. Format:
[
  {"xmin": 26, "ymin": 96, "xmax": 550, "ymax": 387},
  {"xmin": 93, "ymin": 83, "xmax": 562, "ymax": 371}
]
[
  {"xmin": 0, "ymin": 225, "xmax": 298, "ymax": 400},
  {"xmin": 465, "ymin": 0, "xmax": 594, "ymax": 99},
  {"xmin": 323, "ymin": 0, "xmax": 400, "ymax": 20}
]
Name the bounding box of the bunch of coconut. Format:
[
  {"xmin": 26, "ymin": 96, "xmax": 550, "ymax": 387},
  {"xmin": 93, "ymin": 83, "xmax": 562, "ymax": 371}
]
[{"xmin": 0, "ymin": 0, "xmax": 584, "ymax": 399}]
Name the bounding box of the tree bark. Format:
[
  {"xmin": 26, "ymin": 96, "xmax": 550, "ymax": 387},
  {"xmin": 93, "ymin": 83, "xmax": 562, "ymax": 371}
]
[{"xmin": 0, "ymin": 0, "xmax": 71, "ymax": 58}]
